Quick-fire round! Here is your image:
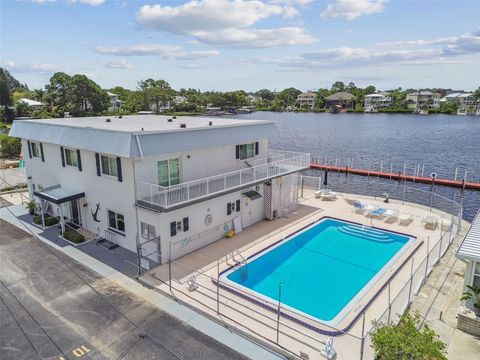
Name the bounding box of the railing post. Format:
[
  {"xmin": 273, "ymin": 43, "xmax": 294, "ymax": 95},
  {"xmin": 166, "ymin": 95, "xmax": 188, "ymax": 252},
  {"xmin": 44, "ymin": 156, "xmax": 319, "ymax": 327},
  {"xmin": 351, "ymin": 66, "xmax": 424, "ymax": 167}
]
[
  {"xmin": 408, "ymin": 257, "xmax": 414, "ymax": 302},
  {"xmin": 360, "ymin": 312, "xmax": 366, "ymax": 360},
  {"xmin": 402, "ymin": 179, "xmax": 406, "ymax": 205},
  {"xmin": 164, "ymin": 188, "xmax": 168, "ymax": 207},
  {"xmin": 387, "ymin": 282, "xmax": 391, "ymax": 324},
  {"xmin": 150, "ymin": 184, "xmax": 153, "ymax": 203},
  {"xmin": 169, "ymin": 240, "xmax": 172, "ymax": 292},
  {"xmin": 276, "ymin": 282, "xmax": 282, "ymax": 344},
  {"xmin": 217, "ymin": 259, "xmax": 220, "ymax": 315},
  {"xmin": 425, "ymin": 236, "xmax": 430, "ymax": 277}
]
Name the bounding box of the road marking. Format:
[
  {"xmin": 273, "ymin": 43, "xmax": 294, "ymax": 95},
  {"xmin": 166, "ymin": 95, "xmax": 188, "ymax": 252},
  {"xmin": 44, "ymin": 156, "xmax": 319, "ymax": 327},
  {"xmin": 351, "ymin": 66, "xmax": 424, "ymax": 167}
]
[{"xmin": 58, "ymin": 344, "xmax": 91, "ymax": 359}]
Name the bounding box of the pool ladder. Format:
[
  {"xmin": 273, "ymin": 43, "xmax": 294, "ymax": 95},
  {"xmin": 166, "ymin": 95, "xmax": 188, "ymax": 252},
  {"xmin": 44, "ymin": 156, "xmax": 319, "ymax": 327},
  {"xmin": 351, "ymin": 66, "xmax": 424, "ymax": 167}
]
[{"xmin": 228, "ymin": 249, "xmax": 248, "ymax": 281}]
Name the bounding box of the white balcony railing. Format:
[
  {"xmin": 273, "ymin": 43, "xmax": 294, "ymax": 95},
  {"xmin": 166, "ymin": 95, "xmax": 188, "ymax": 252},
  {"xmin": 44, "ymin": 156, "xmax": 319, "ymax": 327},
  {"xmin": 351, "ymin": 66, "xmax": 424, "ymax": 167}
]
[{"xmin": 136, "ymin": 150, "xmax": 311, "ymax": 209}]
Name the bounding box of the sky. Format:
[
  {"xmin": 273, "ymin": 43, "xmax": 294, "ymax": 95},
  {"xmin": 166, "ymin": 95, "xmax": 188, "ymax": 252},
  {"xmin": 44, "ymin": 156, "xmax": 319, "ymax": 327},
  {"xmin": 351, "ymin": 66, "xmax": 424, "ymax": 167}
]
[{"xmin": 1, "ymin": 0, "xmax": 479, "ymax": 92}]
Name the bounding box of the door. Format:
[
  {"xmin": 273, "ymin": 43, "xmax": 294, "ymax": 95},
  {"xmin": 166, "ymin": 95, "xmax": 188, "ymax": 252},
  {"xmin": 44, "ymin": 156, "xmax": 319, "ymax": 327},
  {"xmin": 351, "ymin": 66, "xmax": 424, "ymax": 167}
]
[
  {"xmin": 241, "ymin": 197, "xmax": 252, "ymax": 228},
  {"xmin": 158, "ymin": 158, "xmax": 180, "ymax": 187},
  {"xmin": 70, "ymin": 199, "xmax": 81, "ymax": 226}
]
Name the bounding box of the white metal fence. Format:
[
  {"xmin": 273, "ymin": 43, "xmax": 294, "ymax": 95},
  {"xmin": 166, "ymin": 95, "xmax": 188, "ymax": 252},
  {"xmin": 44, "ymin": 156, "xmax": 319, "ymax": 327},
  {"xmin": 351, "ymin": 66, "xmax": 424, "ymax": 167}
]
[{"xmin": 143, "ymin": 176, "xmax": 463, "ymax": 360}]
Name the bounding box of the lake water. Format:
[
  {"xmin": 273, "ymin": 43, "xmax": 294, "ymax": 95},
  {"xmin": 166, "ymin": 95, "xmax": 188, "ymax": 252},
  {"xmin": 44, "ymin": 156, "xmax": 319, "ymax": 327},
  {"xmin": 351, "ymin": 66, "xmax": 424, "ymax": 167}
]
[{"xmin": 230, "ymin": 112, "xmax": 480, "ymax": 221}]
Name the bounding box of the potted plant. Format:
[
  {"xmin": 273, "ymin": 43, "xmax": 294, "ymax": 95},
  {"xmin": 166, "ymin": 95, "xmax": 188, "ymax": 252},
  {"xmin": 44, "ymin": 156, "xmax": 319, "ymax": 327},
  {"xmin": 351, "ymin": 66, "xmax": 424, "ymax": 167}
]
[
  {"xmin": 461, "ymin": 285, "xmax": 480, "ymax": 316},
  {"xmin": 25, "ymin": 200, "xmax": 37, "ymax": 216}
]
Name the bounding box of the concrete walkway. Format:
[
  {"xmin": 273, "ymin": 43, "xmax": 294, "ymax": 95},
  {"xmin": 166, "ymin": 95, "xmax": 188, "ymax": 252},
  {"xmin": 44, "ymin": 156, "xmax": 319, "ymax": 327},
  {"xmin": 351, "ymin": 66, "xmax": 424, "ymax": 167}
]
[
  {"xmin": 0, "ymin": 204, "xmax": 285, "ymax": 360},
  {"xmin": 410, "ymin": 222, "xmax": 480, "ymax": 359}
]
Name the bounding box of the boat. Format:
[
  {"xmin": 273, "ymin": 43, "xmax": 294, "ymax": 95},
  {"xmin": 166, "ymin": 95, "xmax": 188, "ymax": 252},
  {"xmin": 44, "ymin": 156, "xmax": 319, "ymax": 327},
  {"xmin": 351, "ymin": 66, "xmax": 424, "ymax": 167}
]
[
  {"xmin": 457, "ymin": 108, "xmax": 476, "ymax": 116},
  {"xmin": 364, "ymin": 106, "xmax": 378, "ymax": 113},
  {"xmin": 413, "ymin": 109, "xmax": 428, "ymax": 115}
]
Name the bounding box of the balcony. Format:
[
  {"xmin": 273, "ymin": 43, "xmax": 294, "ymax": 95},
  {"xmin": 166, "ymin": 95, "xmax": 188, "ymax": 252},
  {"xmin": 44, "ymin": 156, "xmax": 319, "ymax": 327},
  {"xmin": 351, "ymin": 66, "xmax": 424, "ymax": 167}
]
[{"xmin": 136, "ymin": 150, "xmax": 311, "ymax": 211}]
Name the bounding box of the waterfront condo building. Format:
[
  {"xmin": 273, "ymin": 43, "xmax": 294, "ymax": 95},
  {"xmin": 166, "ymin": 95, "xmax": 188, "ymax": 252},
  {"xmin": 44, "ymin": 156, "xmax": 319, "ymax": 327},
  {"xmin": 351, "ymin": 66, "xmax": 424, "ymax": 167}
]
[
  {"xmin": 406, "ymin": 91, "xmax": 441, "ymax": 109},
  {"xmin": 10, "ymin": 116, "xmax": 310, "ymax": 265}
]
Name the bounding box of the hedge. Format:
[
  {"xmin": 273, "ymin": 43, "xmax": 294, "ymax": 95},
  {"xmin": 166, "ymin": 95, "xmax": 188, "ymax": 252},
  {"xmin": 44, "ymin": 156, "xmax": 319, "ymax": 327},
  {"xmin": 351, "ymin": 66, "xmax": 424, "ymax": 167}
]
[
  {"xmin": 33, "ymin": 215, "xmax": 59, "ymax": 227},
  {"xmin": 62, "ymin": 228, "xmax": 85, "ymax": 244}
]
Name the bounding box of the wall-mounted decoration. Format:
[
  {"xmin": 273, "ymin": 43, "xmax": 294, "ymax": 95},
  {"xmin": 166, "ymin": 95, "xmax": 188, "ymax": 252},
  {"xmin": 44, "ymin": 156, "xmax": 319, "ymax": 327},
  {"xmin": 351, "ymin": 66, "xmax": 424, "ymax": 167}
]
[{"xmin": 91, "ymin": 203, "xmax": 101, "ymax": 223}]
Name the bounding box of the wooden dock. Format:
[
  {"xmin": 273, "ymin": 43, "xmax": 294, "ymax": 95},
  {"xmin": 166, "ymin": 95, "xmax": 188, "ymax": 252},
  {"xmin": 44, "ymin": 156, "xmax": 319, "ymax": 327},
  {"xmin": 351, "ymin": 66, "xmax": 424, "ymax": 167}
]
[{"xmin": 310, "ymin": 164, "xmax": 480, "ymax": 190}]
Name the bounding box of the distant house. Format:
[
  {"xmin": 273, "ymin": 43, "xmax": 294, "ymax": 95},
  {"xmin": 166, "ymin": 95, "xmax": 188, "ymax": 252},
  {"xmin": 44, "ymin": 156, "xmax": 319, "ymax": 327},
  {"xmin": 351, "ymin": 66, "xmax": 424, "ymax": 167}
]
[
  {"xmin": 296, "ymin": 92, "xmax": 316, "ymax": 109},
  {"xmin": 18, "ymin": 98, "xmax": 44, "ymax": 107},
  {"xmin": 364, "ymin": 93, "xmax": 391, "ymax": 110},
  {"xmin": 406, "ymin": 91, "xmax": 440, "ymax": 109},
  {"xmin": 107, "ymin": 92, "xmax": 123, "ymax": 111},
  {"xmin": 439, "ymin": 92, "xmax": 479, "ymax": 114},
  {"xmin": 174, "ymin": 96, "xmax": 187, "ymax": 105},
  {"xmin": 247, "ymin": 95, "xmax": 260, "ymax": 104},
  {"xmin": 325, "ymin": 92, "xmax": 356, "ymax": 110}
]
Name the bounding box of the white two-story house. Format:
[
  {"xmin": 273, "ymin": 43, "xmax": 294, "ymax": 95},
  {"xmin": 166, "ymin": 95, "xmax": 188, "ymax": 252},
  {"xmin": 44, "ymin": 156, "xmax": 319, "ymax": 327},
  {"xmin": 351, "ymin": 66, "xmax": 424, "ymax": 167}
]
[{"xmin": 10, "ymin": 115, "xmax": 310, "ymax": 266}]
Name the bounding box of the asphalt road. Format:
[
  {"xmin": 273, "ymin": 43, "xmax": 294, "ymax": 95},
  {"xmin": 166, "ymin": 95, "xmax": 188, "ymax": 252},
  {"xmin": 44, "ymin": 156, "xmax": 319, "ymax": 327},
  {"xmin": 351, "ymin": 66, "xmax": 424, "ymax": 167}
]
[{"xmin": 0, "ymin": 219, "xmax": 248, "ymax": 360}]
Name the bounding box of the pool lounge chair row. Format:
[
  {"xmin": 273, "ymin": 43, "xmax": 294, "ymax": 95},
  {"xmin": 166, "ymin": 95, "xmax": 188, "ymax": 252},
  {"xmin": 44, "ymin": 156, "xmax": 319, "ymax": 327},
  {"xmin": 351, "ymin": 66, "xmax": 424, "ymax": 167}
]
[{"xmin": 352, "ymin": 200, "xmax": 414, "ymax": 225}]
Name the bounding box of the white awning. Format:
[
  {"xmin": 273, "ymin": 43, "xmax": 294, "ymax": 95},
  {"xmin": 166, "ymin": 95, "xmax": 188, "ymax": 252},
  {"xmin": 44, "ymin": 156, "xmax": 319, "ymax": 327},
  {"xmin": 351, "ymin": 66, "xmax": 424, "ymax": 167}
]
[
  {"xmin": 456, "ymin": 210, "xmax": 480, "ymax": 262},
  {"xmin": 34, "ymin": 185, "xmax": 85, "ymax": 205}
]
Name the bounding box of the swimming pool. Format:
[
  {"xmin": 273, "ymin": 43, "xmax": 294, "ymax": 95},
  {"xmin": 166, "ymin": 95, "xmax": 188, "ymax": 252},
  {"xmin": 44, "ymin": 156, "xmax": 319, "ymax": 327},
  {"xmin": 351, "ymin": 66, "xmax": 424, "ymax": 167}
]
[{"xmin": 221, "ymin": 218, "xmax": 414, "ymax": 325}]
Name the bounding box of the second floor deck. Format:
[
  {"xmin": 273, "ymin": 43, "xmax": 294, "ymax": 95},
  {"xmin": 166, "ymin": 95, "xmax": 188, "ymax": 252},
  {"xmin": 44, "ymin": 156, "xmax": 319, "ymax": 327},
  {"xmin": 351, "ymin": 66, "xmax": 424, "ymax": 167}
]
[{"xmin": 136, "ymin": 150, "xmax": 310, "ymax": 211}]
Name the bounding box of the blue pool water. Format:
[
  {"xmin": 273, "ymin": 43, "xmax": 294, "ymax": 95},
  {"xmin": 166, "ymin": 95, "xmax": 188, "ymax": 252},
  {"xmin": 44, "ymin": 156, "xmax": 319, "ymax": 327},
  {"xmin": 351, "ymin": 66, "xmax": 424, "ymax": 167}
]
[{"xmin": 225, "ymin": 218, "xmax": 412, "ymax": 323}]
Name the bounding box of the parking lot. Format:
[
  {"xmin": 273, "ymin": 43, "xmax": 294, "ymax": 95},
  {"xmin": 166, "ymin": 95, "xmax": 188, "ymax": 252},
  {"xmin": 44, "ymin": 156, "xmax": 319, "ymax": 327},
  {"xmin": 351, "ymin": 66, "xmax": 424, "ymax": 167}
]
[{"xmin": 0, "ymin": 219, "xmax": 248, "ymax": 360}]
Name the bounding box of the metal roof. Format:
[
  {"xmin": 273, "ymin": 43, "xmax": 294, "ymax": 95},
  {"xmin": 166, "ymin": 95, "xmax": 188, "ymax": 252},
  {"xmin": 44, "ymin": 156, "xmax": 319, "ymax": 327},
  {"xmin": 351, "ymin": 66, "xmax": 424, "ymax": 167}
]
[
  {"xmin": 9, "ymin": 115, "xmax": 276, "ymax": 158},
  {"xmin": 456, "ymin": 209, "xmax": 480, "ymax": 262}
]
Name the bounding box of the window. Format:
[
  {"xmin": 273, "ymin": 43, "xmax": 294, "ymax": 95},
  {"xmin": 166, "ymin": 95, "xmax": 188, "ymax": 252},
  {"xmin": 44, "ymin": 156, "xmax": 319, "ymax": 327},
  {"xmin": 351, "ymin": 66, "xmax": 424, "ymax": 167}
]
[
  {"xmin": 31, "ymin": 142, "xmax": 41, "ymax": 158},
  {"xmin": 108, "ymin": 210, "xmax": 125, "ymax": 233},
  {"xmin": 65, "ymin": 148, "xmax": 78, "ymax": 167},
  {"xmin": 473, "ymin": 262, "xmax": 480, "ymax": 288},
  {"xmin": 101, "ymin": 155, "xmax": 118, "ymax": 177},
  {"xmin": 158, "ymin": 158, "xmax": 179, "ymax": 187},
  {"xmin": 141, "ymin": 222, "xmax": 156, "ymax": 240},
  {"xmin": 169, "ymin": 217, "xmax": 189, "ymax": 237},
  {"xmin": 236, "ymin": 142, "xmax": 259, "ymax": 160},
  {"xmin": 239, "ymin": 143, "xmax": 255, "ymax": 160}
]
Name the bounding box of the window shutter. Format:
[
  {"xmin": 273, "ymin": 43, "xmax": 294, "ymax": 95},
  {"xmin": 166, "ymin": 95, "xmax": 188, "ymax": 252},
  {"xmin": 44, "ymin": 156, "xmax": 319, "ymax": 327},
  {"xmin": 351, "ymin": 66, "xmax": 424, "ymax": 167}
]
[
  {"xmin": 236, "ymin": 199, "xmax": 241, "ymax": 212},
  {"xmin": 235, "ymin": 145, "xmax": 240, "ymax": 159},
  {"xmin": 116, "ymin": 157, "xmax": 123, "ymax": 182},
  {"xmin": 95, "ymin": 153, "xmax": 101, "ymax": 176},
  {"xmin": 60, "ymin": 147, "xmax": 65, "ymax": 167},
  {"xmin": 40, "ymin": 143, "xmax": 45, "ymax": 162},
  {"xmin": 183, "ymin": 217, "xmax": 189, "ymax": 232},
  {"xmin": 227, "ymin": 203, "xmax": 232, "ymax": 215},
  {"xmin": 255, "ymin": 142, "xmax": 259, "ymax": 155},
  {"xmin": 77, "ymin": 149, "xmax": 82, "ymax": 171},
  {"xmin": 170, "ymin": 221, "xmax": 177, "ymax": 237},
  {"xmin": 27, "ymin": 140, "xmax": 32, "ymax": 158}
]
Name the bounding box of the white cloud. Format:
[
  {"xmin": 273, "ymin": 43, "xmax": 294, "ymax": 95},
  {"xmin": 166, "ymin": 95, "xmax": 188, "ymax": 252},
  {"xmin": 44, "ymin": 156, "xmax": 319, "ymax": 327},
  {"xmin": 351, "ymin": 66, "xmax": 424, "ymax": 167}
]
[
  {"xmin": 136, "ymin": 0, "xmax": 286, "ymax": 32},
  {"xmin": 253, "ymin": 30, "xmax": 480, "ymax": 69},
  {"xmin": 32, "ymin": 0, "xmax": 105, "ymax": 5},
  {"xmin": 321, "ymin": 0, "xmax": 386, "ymax": 20},
  {"xmin": 94, "ymin": 44, "xmax": 220, "ymax": 60},
  {"xmin": 195, "ymin": 27, "xmax": 316, "ymax": 48},
  {"xmin": 101, "ymin": 59, "xmax": 133, "ymax": 69},
  {"xmin": 135, "ymin": 0, "xmax": 312, "ymax": 48},
  {"xmin": 2, "ymin": 60, "xmax": 59, "ymax": 73},
  {"xmin": 270, "ymin": 0, "xmax": 312, "ymax": 4}
]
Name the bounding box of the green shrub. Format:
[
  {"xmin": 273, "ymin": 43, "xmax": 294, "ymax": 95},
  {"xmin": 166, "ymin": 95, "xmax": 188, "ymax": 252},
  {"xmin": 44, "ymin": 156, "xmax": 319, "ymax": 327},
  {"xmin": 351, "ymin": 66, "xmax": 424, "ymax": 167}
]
[
  {"xmin": 33, "ymin": 215, "xmax": 59, "ymax": 226},
  {"xmin": 0, "ymin": 134, "xmax": 21, "ymax": 158},
  {"xmin": 62, "ymin": 228, "xmax": 85, "ymax": 244}
]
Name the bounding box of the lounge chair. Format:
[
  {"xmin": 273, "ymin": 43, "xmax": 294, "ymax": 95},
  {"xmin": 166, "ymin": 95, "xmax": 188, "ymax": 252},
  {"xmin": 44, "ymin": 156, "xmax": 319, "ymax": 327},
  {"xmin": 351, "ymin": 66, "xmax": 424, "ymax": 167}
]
[
  {"xmin": 422, "ymin": 215, "xmax": 439, "ymax": 230},
  {"xmin": 441, "ymin": 219, "xmax": 452, "ymax": 231},
  {"xmin": 353, "ymin": 200, "xmax": 366, "ymax": 213},
  {"xmin": 383, "ymin": 209, "xmax": 399, "ymax": 223},
  {"xmin": 398, "ymin": 213, "xmax": 413, "ymax": 225},
  {"xmin": 369, "ymin": 207, "xmax": 386, "ymax": 218},
  {"xmin": 319, "ymin": 189, "xmax": 337, "ymax": 201}
]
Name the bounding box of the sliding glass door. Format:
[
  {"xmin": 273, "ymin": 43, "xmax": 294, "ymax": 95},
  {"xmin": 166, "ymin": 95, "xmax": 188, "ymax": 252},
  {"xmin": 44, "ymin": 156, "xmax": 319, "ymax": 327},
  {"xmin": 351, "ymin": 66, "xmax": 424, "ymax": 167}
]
[{"xmin": 158, "ymin": 158, "xmax": 180, "ymax": 187}]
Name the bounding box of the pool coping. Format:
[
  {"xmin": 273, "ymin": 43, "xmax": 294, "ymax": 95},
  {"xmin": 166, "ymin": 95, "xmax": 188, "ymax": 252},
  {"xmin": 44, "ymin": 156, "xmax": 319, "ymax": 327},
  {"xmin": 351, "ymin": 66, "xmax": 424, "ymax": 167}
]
[{"xmin": 212, "ymin": 216, "xmax": 423, "ymax": 336}]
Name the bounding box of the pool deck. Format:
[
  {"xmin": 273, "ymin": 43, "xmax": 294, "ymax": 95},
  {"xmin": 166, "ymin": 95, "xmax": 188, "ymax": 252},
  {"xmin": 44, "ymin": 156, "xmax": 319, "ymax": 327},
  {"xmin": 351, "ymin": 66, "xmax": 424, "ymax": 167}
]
[{"xmin": 141, "ymin": 189, "xmax": 469, "ymax": 360}]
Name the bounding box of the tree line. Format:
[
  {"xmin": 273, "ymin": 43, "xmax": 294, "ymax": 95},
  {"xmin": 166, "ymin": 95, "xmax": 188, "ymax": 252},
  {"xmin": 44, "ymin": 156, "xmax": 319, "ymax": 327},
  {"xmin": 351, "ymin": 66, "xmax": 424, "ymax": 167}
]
[{"xmin": 1, "ymin": 68, "xmax": 480, "ymax": 123}]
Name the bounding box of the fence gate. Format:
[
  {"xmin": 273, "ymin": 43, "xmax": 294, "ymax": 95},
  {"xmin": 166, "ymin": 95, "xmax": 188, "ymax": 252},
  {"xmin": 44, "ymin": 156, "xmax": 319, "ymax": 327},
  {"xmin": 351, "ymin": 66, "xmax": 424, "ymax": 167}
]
[{"xmin": 138, "ymin": 236, "xmax": 161, "ymax": 272}]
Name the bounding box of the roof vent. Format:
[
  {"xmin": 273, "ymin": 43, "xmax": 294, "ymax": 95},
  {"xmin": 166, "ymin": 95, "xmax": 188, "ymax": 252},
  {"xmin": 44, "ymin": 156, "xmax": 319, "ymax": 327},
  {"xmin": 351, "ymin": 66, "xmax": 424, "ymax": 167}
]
[
  {"xmin": 105, "ymin": 118, "xmax": 111, "ymax": 122},
  {"xmin": 167, "ymin": 118, "xmax": 173, "ymax": 122},
  {"xmin": 209, "ymin": 121, "xmax": 213, "ymax": 126},
  {"xmin": 180, "ymin": 123, "xmax": 186, "ymax": 128},
  {"xmin": 141, "ymin": 127, "xmax": 144, "ymax": 131},
  {"xmin": 118, "ymin": 115, "xmax": 122, "ymax": 119}
]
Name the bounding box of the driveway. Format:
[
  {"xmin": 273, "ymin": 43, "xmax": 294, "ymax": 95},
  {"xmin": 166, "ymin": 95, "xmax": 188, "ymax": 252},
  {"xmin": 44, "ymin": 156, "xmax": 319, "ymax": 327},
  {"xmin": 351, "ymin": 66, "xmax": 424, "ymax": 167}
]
[{"xmin": 0, "ymin": 219, "xmax": 248, "ymax": 360}]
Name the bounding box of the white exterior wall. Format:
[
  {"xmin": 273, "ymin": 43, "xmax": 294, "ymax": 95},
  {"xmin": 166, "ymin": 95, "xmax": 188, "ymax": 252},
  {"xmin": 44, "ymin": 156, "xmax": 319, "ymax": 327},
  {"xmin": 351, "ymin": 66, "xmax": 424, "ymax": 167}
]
[
  {"xmin": 138, "ymin": 184, "xmax": 265, "ymax": 262},
  {"xmin": 23, "ymin": 139, "xmax": 139, "ymax": 252},
  {"xmin": 134, "ymin": 139, "xmax": 269, "ymax": 185}
]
